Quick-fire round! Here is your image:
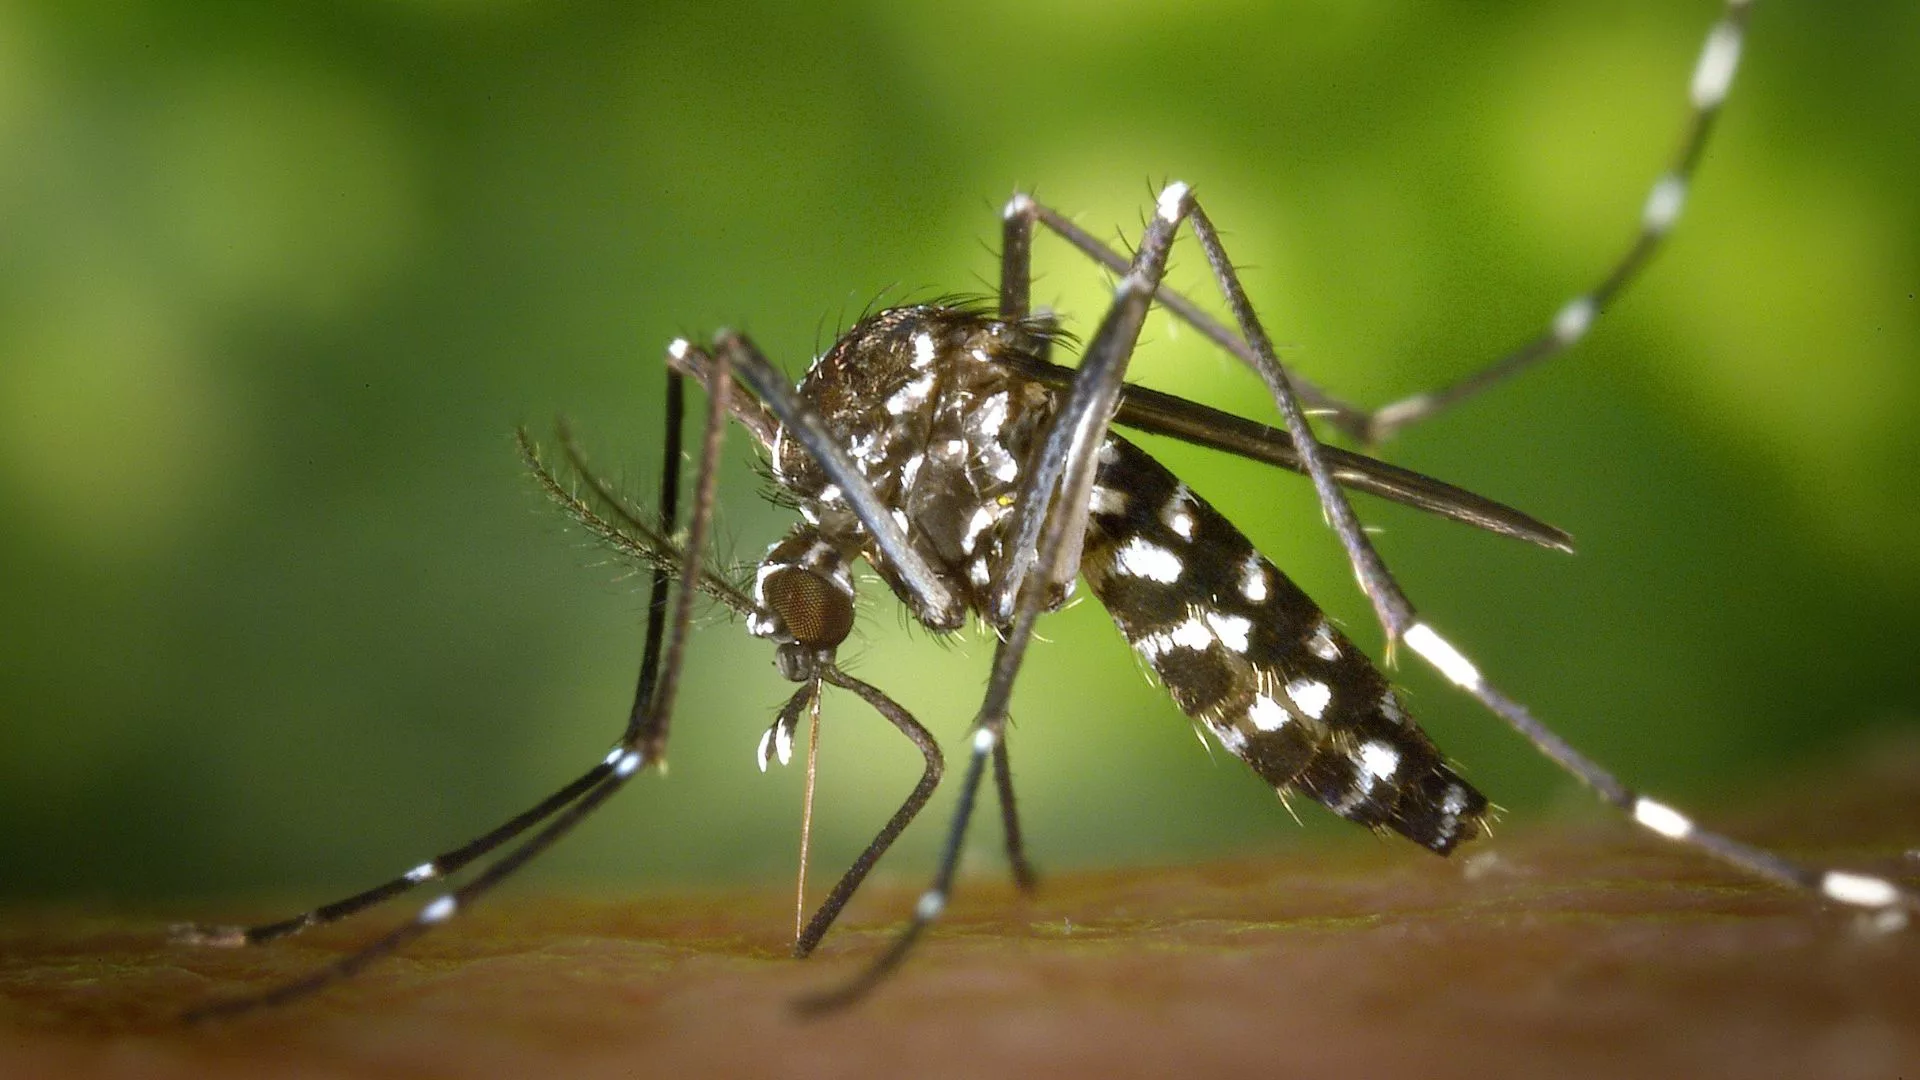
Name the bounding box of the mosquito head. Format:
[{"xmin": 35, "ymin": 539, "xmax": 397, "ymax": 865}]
[
  {"xmin": 751, "ymin": 525, "xmax": 858, "ymax": 680},
  {"xmin": 763, "ymin": 565, "xmax": 855, "ymax": 680}
]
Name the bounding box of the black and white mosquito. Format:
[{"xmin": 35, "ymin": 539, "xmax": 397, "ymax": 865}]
[{"xmin": 175, "ymin": 0, "xmax": 1914, "ymax": 1021}]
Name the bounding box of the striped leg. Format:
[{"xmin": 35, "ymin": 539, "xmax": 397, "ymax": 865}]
[
  {"xmin": 1402, "ymin": 628, "xmax": 1914, "ymax": 926},
  {"xmin": 1003, "ymin": 0, "xmax": 1759, "ymax": 446},
  {"xmin": 800, "ymin": 180, "xmax": 1194, "ymax": 1013},
  {"xmin": 1164, "ymin": 182, "xmax": 1918, "ymax": 927},
  {"xmin": 1360, "ymin": 0, "xmax": 1756, "ymax": 443},
  {"xmin": 180, "ymin": 351, "xmax": 733, "ymax": 1021},
  {"xmin": 170, "ymin": 373, "xmax": 695, "ymax": 956},
  {"xmin": 666, "ymin": 331, "xmax": 1043, "ymax": 900},
  {"xmin": 557, "ymin": 422, "xmax": 960, "ymax": 963}
]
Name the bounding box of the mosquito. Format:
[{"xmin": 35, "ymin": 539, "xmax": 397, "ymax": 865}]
[{"xmin": 174, "ymin": 0, "xmax": 1912, "ymax": 1021}]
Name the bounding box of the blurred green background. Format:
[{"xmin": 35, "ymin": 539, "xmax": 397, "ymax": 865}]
[{"xmin": 3, "ymin": 1, "xmax": 1916, "ymax": 908}]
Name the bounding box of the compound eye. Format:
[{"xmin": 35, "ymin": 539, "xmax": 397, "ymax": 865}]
[{"xmin": 762, "ymin": 565, "xmax": 855, "ymax": 650}]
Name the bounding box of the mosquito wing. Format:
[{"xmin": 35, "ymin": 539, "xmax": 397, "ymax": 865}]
[{"xmin": 998, "ymin": 353, "xmax": 1573, "ymax": 553}]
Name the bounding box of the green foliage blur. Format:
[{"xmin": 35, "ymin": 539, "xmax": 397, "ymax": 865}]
[{"xmin": 3, "ymin": 1, "xmax": 1916, "ymax": 904}]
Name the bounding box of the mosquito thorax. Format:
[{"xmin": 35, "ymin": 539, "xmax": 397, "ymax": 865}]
[
  {"xmin": 180, "ymin": 8, "xmax": 1920, "ymax": 1025},
  {"xmin": 774, "ymin": 304, "xmax": 1062, "ymax": 632}
]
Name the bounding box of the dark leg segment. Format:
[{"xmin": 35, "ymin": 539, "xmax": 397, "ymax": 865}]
[
  {"xmin": 712, "ymin": 331, "xmax": 966, "ymax": 630},
  {"xmin": 817, "ymin": 138, "xmax": 1914, "ymax": 1013},
  {"xmin": 1174, "ymin": 185, "xmax": 1917, "ymax": 928},
  {"xmin": 992, "ymin": 735, "xmax": 1038, "ymax": 894},
  {"xmin": 796, "ymin": 717, "xmax": 992, "ymax": 1015},
  {"xmin": 170, "ymin": 764, "xmax": 617, "ymax": 949},
  {"xmin": 802, "ymin": 182, "xmax": 1195, "ymax": 1011},
  {"xmin": 183, "ymin": 351, "xmax": 733, "ymax": 1021},
  {"xmin": 792, "ymin": 667, "xmax": 945, "ymax": 958},
  {"xmin": 1004, "ymin": 2, "xmax": 1758, "ymax": 445},
  {"xmin": 1361, "ymin": 0, "xmax": 1757, "ymax": 443},
  {"xmin": 172, "ymin": 369, "xmax": 695, "ymax": 956}
]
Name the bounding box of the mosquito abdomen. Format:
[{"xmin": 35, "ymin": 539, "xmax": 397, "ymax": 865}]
[{"xmin": 1080, "ymin": 434, "xmax": 1487, "ymax": 854}]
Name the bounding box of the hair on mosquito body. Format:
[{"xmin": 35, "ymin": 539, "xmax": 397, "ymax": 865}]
[{"xmin": 171, "ymin": 0, "xmax": 1916, "ymax": 1023}]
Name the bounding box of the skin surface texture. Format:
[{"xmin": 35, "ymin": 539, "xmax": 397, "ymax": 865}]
[{"xmin": 4, "ymin": 746, "xmax": 1917, "ymax": 1080}]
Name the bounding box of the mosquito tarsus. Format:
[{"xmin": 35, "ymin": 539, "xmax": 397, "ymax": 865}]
[{"xmin": 175, "ymin": 0, "xmax": 1912, "ymax": 1023}]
